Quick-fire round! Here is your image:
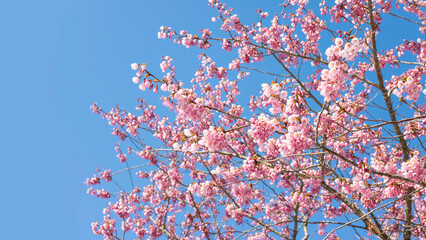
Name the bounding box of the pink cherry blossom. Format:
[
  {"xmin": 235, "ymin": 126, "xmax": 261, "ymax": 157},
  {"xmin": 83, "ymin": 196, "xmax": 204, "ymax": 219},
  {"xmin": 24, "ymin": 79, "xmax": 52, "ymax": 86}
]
[
  {"xmin": 131, "ymin": 63, "xmax": 138, "ymax": 70},
  {"xmin": 87, "ymin": 1, "xmax": 426, "ymax": 239}
]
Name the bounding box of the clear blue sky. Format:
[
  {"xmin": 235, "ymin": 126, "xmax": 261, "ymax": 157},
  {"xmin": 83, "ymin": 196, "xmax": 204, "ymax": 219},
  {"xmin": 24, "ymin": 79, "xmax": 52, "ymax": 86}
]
[
  {"xmin": 0, "ymin": 0, "xmax": 421, "ymax": 239},
  {"xmin": 0, "ymin": 0, "xmax": 278, "ymax": 239}
]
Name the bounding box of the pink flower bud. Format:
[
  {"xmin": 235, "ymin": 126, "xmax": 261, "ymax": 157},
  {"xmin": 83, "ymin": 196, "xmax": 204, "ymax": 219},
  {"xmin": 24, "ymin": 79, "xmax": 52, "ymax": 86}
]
[
  {"xmin": 132, "ymin": 77, "xmax": 140, "ymax": 84},
  {"xmin": 131, "ymin": 63, "xmax": 138, "ymax": 70}
]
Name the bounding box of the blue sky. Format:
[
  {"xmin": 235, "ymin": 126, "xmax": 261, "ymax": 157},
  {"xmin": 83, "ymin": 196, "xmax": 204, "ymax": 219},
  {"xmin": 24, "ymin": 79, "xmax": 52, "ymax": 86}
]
[
  {"xmin": 0, "ymin": 0, "xmax": 278, "ymax": 239},
  {"xmin": 1, "ymin": 0, "xmax": 423, "ymax": 239},
  {"xmin": 1, "ymin": 0, "xmax": 210, "ymax": 239}
]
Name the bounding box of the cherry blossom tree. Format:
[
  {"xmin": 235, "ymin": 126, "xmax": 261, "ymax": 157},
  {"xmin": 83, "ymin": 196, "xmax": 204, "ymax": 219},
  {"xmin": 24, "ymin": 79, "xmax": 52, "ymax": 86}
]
[{"xmin": 87, "ymin": 0, "xmax": 426, "ymax": 239}]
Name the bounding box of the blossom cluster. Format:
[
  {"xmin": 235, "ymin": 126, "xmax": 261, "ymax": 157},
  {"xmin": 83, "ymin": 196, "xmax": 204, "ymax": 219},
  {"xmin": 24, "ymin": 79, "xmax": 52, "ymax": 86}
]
[{"xmin": 87, "ymin": 0, "xmax": 426, "ymax": 239}]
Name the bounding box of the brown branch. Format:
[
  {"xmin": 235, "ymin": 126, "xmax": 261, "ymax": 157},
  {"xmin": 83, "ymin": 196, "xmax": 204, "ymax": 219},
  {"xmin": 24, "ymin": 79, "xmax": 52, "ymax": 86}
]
[
  {"xmin": 367, "ymin": 1, "xmax": 413, "ymax": 238},
  {"xmin": 321, "ymin": 181, "xmax": 389, "ymax": 239},
  {"xmin": 271, "ymin": 52, "xmax": 323, "ymax": 107}
]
